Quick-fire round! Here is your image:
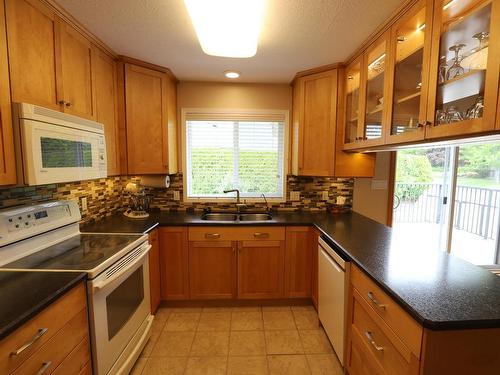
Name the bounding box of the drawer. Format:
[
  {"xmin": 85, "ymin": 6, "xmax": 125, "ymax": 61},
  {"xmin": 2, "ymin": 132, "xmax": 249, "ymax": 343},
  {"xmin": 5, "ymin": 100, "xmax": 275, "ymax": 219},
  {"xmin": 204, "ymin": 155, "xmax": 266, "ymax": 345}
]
[
  {"xmin": 0, "ymin": 283, "xmax": 87, "ymax": 374},
  {"xmin": 52, "ymin": 337, "xmax": 90, "ymax": 375},
  {"xmin": 351, "ymin": 265, "xmax": 422, "ymax": 357},
  {"xmin": 189, "ymin": 226, "xmax": 285, "ymax": 241},
  {"xmin": 348, "ymin": 326, "xmax": 385, "ymax": 375},
  {"xmin": 351, "ymin": 292, "xmax": 418, "ymax": 375},
  {"xmin": 12, "ymin": 308, "xmax": 88, "ymax": 375}
]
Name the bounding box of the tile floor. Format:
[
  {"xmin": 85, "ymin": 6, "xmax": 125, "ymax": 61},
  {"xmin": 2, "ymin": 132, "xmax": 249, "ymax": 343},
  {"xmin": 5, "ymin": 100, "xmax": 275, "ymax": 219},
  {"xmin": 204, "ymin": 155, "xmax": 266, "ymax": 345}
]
[{"xmin": 130, "ymin": 305, "xmax": 344, "ymax": 375}]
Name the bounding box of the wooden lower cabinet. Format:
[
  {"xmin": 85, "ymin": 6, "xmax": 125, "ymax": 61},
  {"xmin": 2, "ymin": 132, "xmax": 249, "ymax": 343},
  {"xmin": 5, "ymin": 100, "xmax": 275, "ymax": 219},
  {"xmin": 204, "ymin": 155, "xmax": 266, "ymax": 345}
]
[
  {"xmin": 189, "ymin": 241, "xmax": 236, "ymax": 299},
  {"xmin": 238, "ymin": 240, "xmax": 285, "ymax": 299},
  {"xmin": 311, "ymin": 228, "xmax": 320, "ymax": 308},
  {"xmin": 347, "ymin": 264, "xmax": 500, "ymax": 375},
  {"xmin": 0, "ymin": 282, "xmax": 90, "ymax": 375},
  {"xmin": 148, "ymin": 229, "xmax": 161, "ymax": 313},
  {"xmin": 159, "ymin": 227, "xmax": 189, "ymax": 300},
  {"xmin": 285, "ymin": 227, "xmax": 313, "ymax": 298}
]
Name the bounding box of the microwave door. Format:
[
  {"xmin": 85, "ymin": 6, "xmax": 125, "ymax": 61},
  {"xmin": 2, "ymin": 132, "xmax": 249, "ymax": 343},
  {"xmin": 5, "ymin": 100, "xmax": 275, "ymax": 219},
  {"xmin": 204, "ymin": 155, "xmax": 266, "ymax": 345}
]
[{"xmin": 21, "ymin": 119, "xmax": 106, "ymax": 185}]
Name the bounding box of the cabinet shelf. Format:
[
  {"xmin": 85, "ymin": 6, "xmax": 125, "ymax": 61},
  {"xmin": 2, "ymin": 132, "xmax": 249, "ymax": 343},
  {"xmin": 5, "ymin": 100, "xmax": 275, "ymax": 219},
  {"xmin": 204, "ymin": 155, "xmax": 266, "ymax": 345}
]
[
  {"xmin": 368, "ymin": 104, "xmax": 384, "ymax": 116},
  {"xmin": 396, "ymin": 91, "xmax": 421, "ymax": 104},
  {"xmin": 438, "ymin": 69, "xmax": 484, "ymax": 87}
]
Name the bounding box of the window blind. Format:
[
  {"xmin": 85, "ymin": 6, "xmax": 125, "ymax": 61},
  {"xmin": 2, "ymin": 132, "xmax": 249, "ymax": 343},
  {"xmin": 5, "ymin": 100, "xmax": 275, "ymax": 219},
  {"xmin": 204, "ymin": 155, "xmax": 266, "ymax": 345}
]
[{"xmin": 186, "ymin": 116, "xmax": 285, "ymax": 199}]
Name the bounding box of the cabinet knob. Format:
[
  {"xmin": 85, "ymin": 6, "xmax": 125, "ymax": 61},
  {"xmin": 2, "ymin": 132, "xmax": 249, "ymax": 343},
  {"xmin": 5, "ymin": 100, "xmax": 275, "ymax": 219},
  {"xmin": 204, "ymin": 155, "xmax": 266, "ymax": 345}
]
[
  {"xmin": 417, "ymin": 123, "xmax": 424, "ymax": 128},
  {"xmin": 65, "ymin": 102, "xmax": 72, "ymax": 107},
  {"xmin": 58, "ymin": 100, "xmax": 66, "ymax": 105}
]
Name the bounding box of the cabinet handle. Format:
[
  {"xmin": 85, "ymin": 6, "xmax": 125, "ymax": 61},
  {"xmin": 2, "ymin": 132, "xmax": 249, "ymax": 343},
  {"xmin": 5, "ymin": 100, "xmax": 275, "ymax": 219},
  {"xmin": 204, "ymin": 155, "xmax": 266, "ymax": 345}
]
[
  {"xmin": 417, "ymin": 123, "xmax": 424, "ymax": 128},
  {"xmin": 364, "ymin": 331, "xmax": 384, "ymax": 352},
  {"xmin": 65, "ymin": 102, "xmax": 72, "ymax": 107},
  {"xmin": 367, "ymin": 292, "xmax": 386, "ymax": 310},
  {"xmin": 253, "ymin": 232, "xmax": 269, "ymax": 239},
  {"xmin": 10, "ymin": 328, "xmax": 48, "ymax": 356},
  {"xmin": 35, "ymin": 361, "xmax": 52, "ymax": 375},
  {"xmin": 58, "ymin": 100, "xmax": 66, "ymax": 105},
  {"xmin": 205, "ymin": 233, "xmax": 221, "ymax": 239}
]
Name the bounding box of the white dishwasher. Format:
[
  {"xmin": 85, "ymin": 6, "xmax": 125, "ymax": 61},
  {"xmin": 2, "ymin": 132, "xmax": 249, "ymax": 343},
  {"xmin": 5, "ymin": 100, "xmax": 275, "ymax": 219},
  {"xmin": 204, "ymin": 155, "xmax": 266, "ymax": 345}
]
[{"xmin": 318, "ymin": 236, "xmax": 348, "ymax": 366}]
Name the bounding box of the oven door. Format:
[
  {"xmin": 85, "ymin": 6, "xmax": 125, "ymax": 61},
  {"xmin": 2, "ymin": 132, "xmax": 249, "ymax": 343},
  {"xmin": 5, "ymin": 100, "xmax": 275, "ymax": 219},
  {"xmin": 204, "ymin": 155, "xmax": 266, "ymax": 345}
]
[
  {"xmin": 20, "ymin": 118, "xmax": 107, "ymax": 185},
  {"xmin": 88, "ymin": 241, "xmax": 151, "ymax": 375}
]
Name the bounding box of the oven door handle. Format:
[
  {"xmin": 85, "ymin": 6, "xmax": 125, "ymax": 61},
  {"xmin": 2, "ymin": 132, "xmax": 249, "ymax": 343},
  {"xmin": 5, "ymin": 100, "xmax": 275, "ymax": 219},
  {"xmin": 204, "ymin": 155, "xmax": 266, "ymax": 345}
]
[{"xmin": 93, "ymin": 244, "xmax": 151, "ymax": 292}]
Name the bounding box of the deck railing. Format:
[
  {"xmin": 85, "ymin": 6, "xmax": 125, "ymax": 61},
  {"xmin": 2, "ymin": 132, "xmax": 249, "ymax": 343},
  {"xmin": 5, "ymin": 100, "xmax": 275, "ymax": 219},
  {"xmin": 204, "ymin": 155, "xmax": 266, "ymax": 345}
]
[{"xmin": 394, "ymin": 182, "xmax": 500, "ymax": 240}]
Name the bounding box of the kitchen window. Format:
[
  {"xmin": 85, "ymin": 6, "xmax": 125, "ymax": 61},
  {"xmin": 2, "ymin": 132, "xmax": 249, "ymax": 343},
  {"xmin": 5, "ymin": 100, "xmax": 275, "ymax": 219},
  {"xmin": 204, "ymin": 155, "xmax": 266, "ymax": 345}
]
[{"xmin": 182, "ymin": 110, "xmax": 288, "ymax": 201}]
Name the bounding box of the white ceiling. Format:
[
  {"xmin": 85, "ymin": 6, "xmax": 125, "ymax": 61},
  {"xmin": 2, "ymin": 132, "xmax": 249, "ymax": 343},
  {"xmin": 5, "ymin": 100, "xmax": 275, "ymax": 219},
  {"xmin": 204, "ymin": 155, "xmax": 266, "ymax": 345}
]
[{"xmin": 57, "ymin": 0, "xmax": 404, "ymax": 83}]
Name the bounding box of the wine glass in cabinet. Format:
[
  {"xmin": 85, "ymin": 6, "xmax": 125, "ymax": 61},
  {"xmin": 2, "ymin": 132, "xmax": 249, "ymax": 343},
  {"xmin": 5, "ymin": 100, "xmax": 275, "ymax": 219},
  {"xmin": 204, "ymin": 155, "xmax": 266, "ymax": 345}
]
[
  {"xmin": 425, "ymin": 0, "xmax": 500, "ymax": 139},
  {"xmin": 386, "ymin": 0, "xmax": 434, "ymax": 144}
]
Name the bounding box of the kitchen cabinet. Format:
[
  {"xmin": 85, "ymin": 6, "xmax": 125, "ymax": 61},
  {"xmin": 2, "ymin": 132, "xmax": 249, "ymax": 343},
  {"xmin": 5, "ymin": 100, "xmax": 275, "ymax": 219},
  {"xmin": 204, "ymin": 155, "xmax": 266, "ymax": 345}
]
[
  {"xmin": 0, "ymin": 283, "xmax": 89, "ymax": 374},
  {"xmin": 424, "ymin": 0, "xmax": 500, "ymax": 139},
  {"xmin": 56, "ymin": 18, "xmax": 96, "ymax": 120},
  {"xmin": 292, "ymin": 69, "xmax": 375, "ymax": 177},
  {"xmin": 238, "ymin": 240, "xmax": 285, "ymax": 299},
  {"xmin": 94, "ymin": 49, "xmax": 120, "ymax": 175},
  {"xmin": 149, "ymin": 229, "xmax": 161, "ymax": 313},
  {"xmin": 124, "ymin": 63, "xmax": 177, "ymax": 175},
  {"xmin": 347, "ymin": 264, "xmax": 500, "ymax": 375},
  {"xmin": 342, "ymin": 56, "xmax": 364, "ymax": 149},
  {"xmin": 284, "ymin": 227, "xmax": 313, "ymax": 298},
  {"xmin": 311, "ymin": 228, "xmax": 320, "ymax": 309},
  {"xmin": 159, "ymin": 227, "xmax": 189, "ymax": 300},
  {"xmin": 385, "ymin": 0, "xmax": 433, "ymax": 145},
  {"xmin": 0, "ymin": 0, "xmax": 16, "ymax": 186},
  {"xmin": 189, "ymin": 240, "xmax": 236, "ymax": 299},
  {"xmin": 5, "ymin": 0, "xmax": 97, "ymax": 120}
]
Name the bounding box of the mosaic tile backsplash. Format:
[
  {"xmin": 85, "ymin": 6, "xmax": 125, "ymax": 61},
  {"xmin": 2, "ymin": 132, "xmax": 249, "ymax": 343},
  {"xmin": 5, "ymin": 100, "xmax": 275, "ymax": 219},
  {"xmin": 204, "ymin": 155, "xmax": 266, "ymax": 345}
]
[
  {"xmin": 0, "ymin": 177, "xmax": 125, "ymax": 223},
  {"xmin": 141, "ymin": 174, "xmax": 353, "ymax": 212},
  {"xmin": 0, "ymin": 174, "xmax": 353, "ymax": 223}
]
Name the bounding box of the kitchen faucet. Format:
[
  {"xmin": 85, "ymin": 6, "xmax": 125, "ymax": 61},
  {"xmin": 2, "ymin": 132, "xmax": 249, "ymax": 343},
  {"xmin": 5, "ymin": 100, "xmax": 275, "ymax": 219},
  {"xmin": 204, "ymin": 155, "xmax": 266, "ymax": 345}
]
[{"xmin": 223, "ymin": 189, "xmax": 247, "ymax": 213}]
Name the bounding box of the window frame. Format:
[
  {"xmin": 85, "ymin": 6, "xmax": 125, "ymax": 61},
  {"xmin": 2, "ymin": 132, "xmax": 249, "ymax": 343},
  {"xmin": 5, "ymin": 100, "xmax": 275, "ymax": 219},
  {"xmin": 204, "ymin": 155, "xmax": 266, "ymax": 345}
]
[{"xmin": 181, "ymin": 108, "xmax": 290, "ymax": 203}]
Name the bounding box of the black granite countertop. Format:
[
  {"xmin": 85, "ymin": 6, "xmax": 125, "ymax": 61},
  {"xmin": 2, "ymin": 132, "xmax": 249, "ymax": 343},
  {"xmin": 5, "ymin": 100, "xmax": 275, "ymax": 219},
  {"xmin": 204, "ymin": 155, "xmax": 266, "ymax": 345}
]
[
  {"xmin": 0, "ymin": 271, "xmax": 86, "ymax": 340},
  {"xmin": 81, "ymin": 210, "xmax": 500, "ymax": 330}
]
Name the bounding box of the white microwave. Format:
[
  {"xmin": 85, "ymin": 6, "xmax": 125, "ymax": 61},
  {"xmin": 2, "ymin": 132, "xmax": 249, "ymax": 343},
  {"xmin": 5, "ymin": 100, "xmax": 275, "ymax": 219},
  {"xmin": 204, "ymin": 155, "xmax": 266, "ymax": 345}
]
[{"xmin": 13, "ymin": 103, "xmax": 107, "ymax": 186}]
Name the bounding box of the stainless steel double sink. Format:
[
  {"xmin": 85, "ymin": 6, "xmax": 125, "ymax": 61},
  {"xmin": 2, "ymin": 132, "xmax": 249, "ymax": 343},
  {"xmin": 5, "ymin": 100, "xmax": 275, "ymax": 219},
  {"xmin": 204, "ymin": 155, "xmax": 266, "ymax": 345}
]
[{"xmin": 200, "ymin": 212, "xmax": 273, "ymax": 222}]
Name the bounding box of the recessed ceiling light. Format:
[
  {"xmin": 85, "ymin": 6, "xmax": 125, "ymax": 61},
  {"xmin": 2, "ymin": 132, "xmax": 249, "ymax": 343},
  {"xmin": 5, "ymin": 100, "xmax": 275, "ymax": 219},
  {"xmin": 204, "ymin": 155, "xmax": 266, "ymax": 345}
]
[
  {"xmin": 184, "ymin": 0, "xmax": 265, "ymax": 58},
  {"xmin": 224, "ymin": 70, "xmax": 240, "ymax": 79}
]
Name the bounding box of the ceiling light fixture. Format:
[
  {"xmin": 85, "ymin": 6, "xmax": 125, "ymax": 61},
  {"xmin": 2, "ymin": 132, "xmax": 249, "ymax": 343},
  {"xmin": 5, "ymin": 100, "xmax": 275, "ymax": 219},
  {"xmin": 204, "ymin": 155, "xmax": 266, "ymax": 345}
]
[
  {"xmin": 184, "ymin": 0, "xmax": 265, "ymax": 58},
  {"xmin": 224, "ymin": 70, "xmax": 240, "ymax": 79},
  {"xmin": 443, "ymin": 0, "xmax": 458, "ymax": 10},
  {"xmin": 416, "ymin": 23, "xmax": 426, "ymax": 32}
]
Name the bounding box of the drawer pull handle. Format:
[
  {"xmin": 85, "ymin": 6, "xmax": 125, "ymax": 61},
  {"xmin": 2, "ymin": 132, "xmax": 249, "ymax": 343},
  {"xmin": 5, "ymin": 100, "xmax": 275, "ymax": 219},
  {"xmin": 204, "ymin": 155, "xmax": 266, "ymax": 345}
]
[
  {"xmin": 367, "ymin": 292, "xmax": 386, "ymax": 309},
  {"xmin": 364, "ymin": 331, "xmax": 384, "ymax": 352},
  {"xmin": 253, "ymin": 232, "xmax": 269, "ymax": 239},
  {"xmin": 205, "ymin": 233, "xmax": 221, "ymax": 239},
  {"xmin": 10, "ymin": 328, "xmax": 48, "ymax": 356},
  {"xmin": 35, "ymin": 361, "xmax": 52, "ymax": 375}
]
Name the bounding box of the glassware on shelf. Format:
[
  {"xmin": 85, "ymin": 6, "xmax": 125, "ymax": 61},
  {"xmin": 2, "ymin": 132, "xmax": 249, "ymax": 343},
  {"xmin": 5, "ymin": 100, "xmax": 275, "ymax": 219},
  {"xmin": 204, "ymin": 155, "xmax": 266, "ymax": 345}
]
[
  {"xmin": 465, "ymin": 96, "xmax": 484, "ymax": 119},
  {"xmin": 447, "ymin": 106, "xmax": 464, "ymax": 122},
  {"xmin": 438, "ymin": 56, "xmax": 447, "ymax": 83},
  {"xmin": 436, "ymin": 109, "xmax": 448, "ymax": 125},
  {"xmin": 472, "ymin": 31, "xmax": 489, "ymax": 50},
  {"xmin": 446, "ymin": 44, "xmax": 466, "ymax": 81}
]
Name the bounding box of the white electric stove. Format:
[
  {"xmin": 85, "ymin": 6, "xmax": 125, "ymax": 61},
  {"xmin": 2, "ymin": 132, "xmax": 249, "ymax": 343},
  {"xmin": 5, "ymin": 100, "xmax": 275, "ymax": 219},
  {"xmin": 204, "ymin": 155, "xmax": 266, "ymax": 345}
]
[{"xmin": 0, "ymin": 201, "xmax": 154, "ymax": 375}]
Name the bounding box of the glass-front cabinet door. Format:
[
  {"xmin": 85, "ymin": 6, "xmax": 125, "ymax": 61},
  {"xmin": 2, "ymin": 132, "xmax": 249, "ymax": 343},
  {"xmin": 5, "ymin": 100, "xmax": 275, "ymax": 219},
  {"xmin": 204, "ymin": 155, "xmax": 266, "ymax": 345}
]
[
  {"xmin": 426, "ymin": 0, "xmax": 500, "ymax": 139},
  {"xmin": 386, "ymin": 0, "xmax": 433, "ymax": 144},
  {"xmin": 360, "ymin": 31, "xmax": 390, "ymax": 147},
  {"xmin": 343, "ymin": 56, "xmax": 363, "ymax": 149}
]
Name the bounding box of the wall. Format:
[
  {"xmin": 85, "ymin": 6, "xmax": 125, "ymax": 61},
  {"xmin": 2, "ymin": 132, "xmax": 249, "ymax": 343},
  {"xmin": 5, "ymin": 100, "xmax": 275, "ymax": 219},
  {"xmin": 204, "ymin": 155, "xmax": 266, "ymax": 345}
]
[
  {"xmin": 353, "ymin": 152, "xmax": 392, "ymax": 224},
  {"xmin": 0, "ymin": 177, "xmax": 125, "ymax": 223}
]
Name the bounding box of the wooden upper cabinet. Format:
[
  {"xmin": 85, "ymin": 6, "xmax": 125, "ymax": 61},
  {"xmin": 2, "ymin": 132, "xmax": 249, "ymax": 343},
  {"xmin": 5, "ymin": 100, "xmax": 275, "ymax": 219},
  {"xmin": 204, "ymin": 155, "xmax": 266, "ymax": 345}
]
[
  {"xmin": 56, "ymin": 18, "xmax": 96, "ymax": 120},
  {"xmin": 125, "ymin": 63, "xmax": 177, "ymax": 175},
  {"xmin": 385, "ymin": 0, "xmax": 433, "ymax": 145},
  {"xmin": 293, "ymin": 69, "xmax": 375, "ymax": 177},
  {"xmin": 358, "ymin": 31, "xmax": 391, "ymax": 148},
  {"xmin": 237, "ymin": 240, "xmax": 285, "ymax": 299},
  {"xmin": 94, "ymin": 49, "xmax": 120, "ymax": 175},
  {"xmin": 425, "ymin": 0, "xmax": 500, "ymax": 139},
  {"xmin": 5, "ymin": 0, "xmax": 59, "ymax": 109},
  {"xmin": 0, "ymin": 0, "xmax": 16, "ymax": 185},
  {"xmin": 343, "ymin": 56, "xmax": 364, "ymax": 149},
  {"xmin": 293, "ymin": 70, "xmax": 337, "ymax": 176}
]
